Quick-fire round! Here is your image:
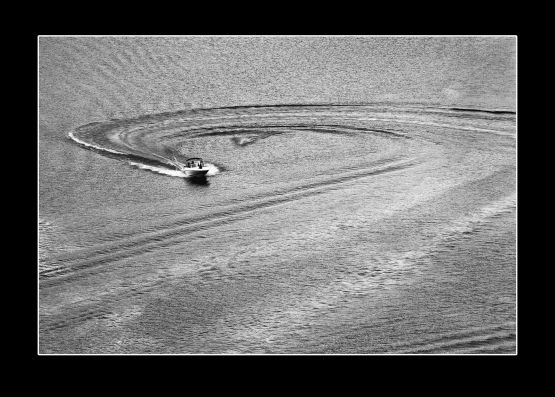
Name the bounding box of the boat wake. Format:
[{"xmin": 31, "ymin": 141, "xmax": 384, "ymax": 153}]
[
  {"xmin": 126, "ymin": 161, "xmax": 220, "ymax": 177},
  {"xmin": 42, "ymin": 102, "xmax": 516, "ymax": 353},
  {"xmin": 68, "ymin": 130, "xmax": 220, "ymax": 178},
  {"xmin": 68, "ymin": 103, "xmax": 515, "ymax": 180}
]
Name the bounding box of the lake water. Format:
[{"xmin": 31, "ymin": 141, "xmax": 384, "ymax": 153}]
[{"xmin": 39, "ymin": 36, "xmax": 516, "ymax": 354}]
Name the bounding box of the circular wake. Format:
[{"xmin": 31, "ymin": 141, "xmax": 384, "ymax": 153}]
[{"xmin": 69, "ymin": 103, "xmax": 515, "ymax": 180}]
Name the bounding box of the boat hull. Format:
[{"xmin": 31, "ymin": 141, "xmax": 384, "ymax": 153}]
[{"xmin": 184, "ymin": 168, "xmax": 209, "ymax": 177}]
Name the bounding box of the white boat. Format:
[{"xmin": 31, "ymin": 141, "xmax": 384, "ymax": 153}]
[{"xmin": 171, "ymin": 157, "xmax": 209, "ymax": 177}]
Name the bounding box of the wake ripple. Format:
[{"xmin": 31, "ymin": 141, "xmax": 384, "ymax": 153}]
[
  {"xmin": 40, "ymin": 157, "xmax": 417, "ymax": 285},
  {"xmin": 68, "ymin": 103, "xmax": 514, "ymax": 179}
]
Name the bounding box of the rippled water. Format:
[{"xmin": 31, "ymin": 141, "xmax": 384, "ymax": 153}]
[{"xmin": 39, "ymin": 36, "xmax": 516, "ymax": 354}]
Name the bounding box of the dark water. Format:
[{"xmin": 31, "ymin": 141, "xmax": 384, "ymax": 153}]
[{"xmin": 39, "ymin": 36, "xmax": 516, "ymax": 354}]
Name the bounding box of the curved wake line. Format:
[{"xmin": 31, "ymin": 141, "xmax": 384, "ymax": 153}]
[
  {"xmin": 444, "ymin": 107, "xmax": 516, "ymax": 115},
  {"xmin": 39, "ymin": 159, "xmax": 420, "ymax": 333},
  {"xmin": 204, "ymin": 102, "xmax": 516, "ymax": 116},
  {"xmin": 69, "ymin": 130, "xmax": 220, "ymax": 178},
  {"xmin": 68, "ymin": 130, "xmax": 125, "ymax": 155},
  {"xmin": 54, "ymin": 103, "xmax": 514, "ymax": 286},
  {"xmin": 68, "ymin": 103, "xmax": 514, "ymax": 181},
  {"xmin": 39, "ymin": 158, "xmax": 417, "ymax": 285},
  {"xmin": 128, "ymin": 161, "xmax": 185, "ymax": 177}
]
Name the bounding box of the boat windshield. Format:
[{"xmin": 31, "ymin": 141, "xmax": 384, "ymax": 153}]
[{"xmin": 185, "ymin": 158, "xmax": 204, "ymax": 168}]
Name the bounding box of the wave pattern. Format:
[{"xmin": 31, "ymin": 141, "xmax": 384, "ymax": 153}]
[
  {"xmin": 40, "ymin": 103, "xmax": 516, "ymax": 354},
  {"xmin": 67, "ymin": 103, "xmax": 514, "ymax": 177}
]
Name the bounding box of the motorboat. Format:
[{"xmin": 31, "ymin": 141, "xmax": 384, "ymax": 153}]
[{"xmin": 171, "ymin": 157, "xmax": 209, "ymax": 177}]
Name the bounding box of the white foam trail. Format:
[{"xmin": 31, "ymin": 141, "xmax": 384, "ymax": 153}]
[
  {"xmin": 127, "ymin": 161, "xmax": 220, "ymax": 178},
  {"xmin": 127, "ymin": 161, "xmax": 186, "ymax": 177},
  {"xmin": 70, "ymin": 131, "xmax": 220, "ymax": 178},
  {"xmin": 68, "ymin": 130, "xmax": 126, "ymax": 155}
]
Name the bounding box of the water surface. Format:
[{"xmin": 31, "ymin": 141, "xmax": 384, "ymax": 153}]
[{"xmin": 39, "ymin": 36, "xmax": 516, "ymax": 354}]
